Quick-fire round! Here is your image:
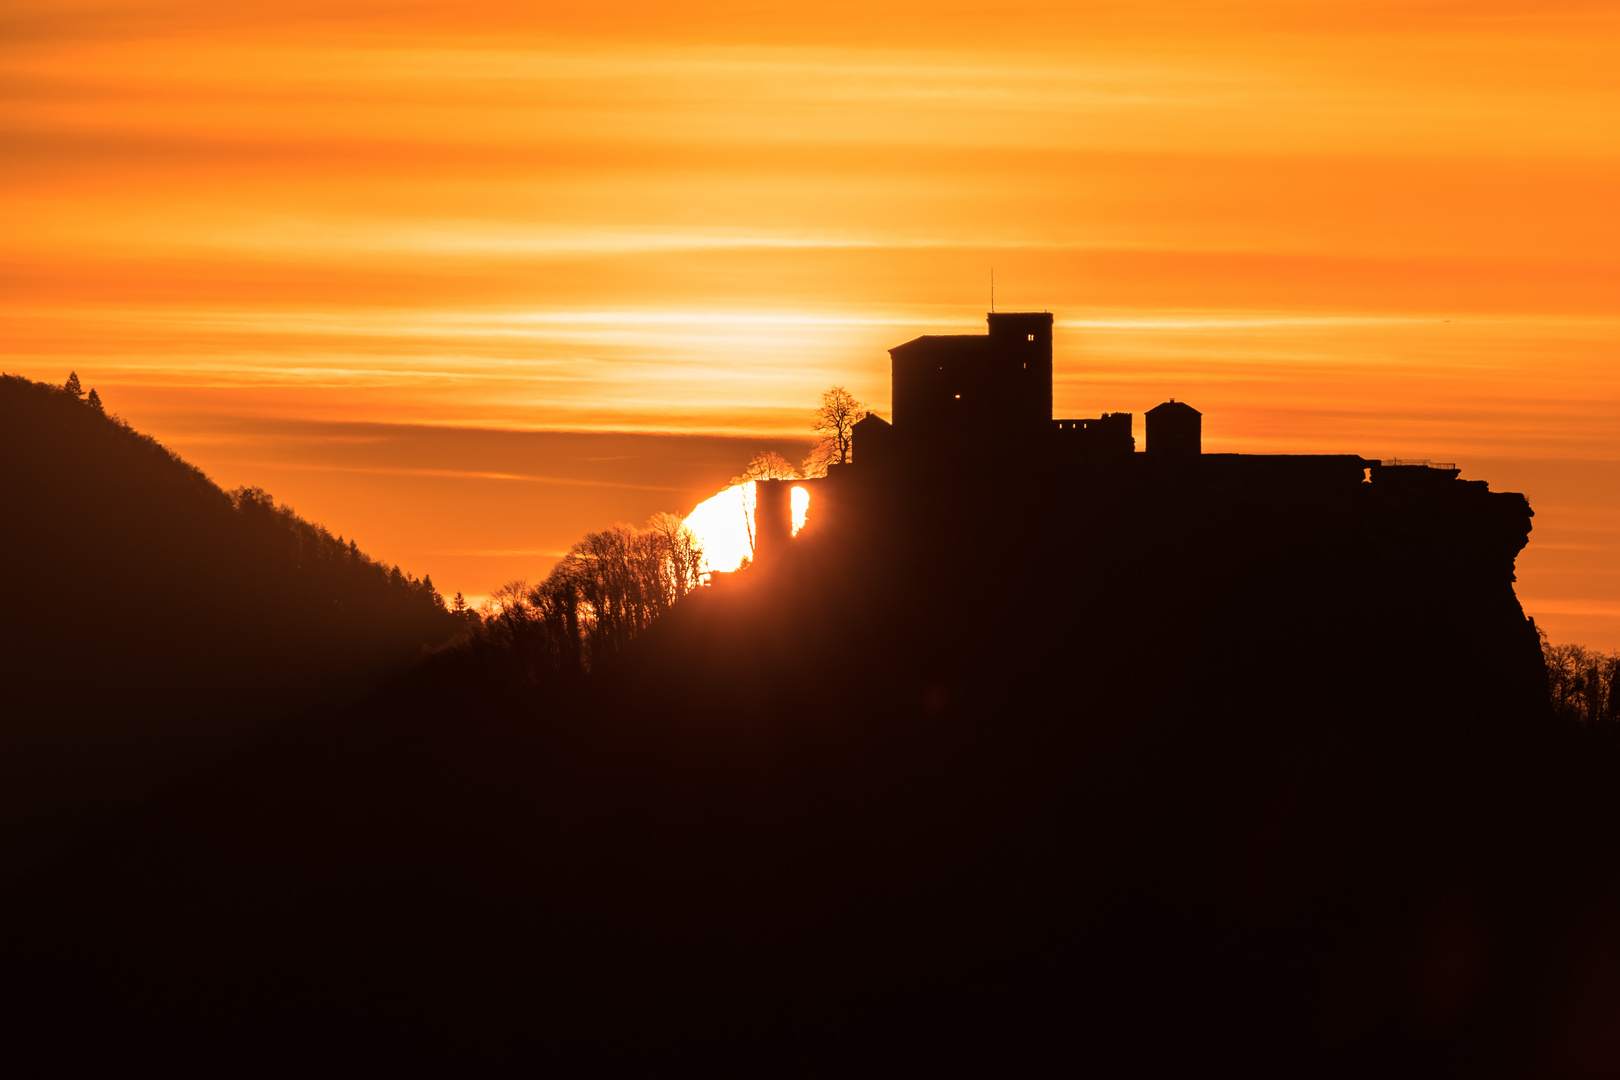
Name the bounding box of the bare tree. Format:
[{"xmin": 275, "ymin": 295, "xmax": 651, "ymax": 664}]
[
  {"xmin": 460, "ymin": 511, "xmax": 708, "ymax": 677},
  {"xmin": 564, "ymin": 524, "xmax": 641, "ymax": 659},
  {"xmin": 1543, "ymin": 630, "xmax": 1620, "ymax": 725},
  {"xmin": 732, "ymin": 450, "xmax": 797, "ymax": 484},
  {"xmin": 647, "ymin": 511, "xmax": 706, "ymax": 602},
  {"xmin": 804, "ymin": 385, "xmax": 865, "ymax": 476},
  {"xmin": 490, "ymin": 579, "xmax": 534, "ymax": 627},
  {"xmin": 538, "ymin": 512, "xmax": 711, "ymax": 670}
]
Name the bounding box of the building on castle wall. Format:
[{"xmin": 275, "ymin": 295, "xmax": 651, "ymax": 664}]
[
  {"xmin": 851, "ymin": 412, "xmax": 894, "ymax": 470},
  {"xmin": 1146, "ymin": 400, "xmax": 1201, "ymax": 456}
]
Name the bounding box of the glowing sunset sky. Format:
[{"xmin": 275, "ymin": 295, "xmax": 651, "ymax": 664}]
[{"xmin": 4, "ymin": 2, "xmax": 1618, "ymax": 642}]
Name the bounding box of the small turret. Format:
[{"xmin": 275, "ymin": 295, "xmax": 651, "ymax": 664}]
[{"xmin": 1146, "ymin": 400, "xmax": 1201, "ymax": 456}]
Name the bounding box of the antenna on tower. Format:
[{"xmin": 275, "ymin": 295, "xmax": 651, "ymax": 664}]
[{"xmin": 991, "ymin": 268, "xmax": 995, "ymax": 313}]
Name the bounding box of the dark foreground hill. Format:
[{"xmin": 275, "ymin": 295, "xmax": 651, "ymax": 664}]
[
  {"xmin": 10, "ymin": 432, "xmax": 1620, "ymax": 1073},
  {"xmin": 0, "ymin": 375, "xmax": 460, "ymax": 867}
]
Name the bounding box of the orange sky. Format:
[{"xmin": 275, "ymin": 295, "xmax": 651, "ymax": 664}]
[{"xmin": 4, "ymin": 1, "xmax": 1618, "ymax": 643}]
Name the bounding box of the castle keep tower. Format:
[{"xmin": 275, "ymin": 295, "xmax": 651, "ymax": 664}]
[
  {"xmin": 986, "ymin": 311, "xmax": 1055, "ymax": 428},
  {"xmin": 889, "ymin": 312, "xmax": 1054, "ymax": 457},
  {"xmin": 883, "ymin": 312, "xmax": 1131, "ymax": 461}
]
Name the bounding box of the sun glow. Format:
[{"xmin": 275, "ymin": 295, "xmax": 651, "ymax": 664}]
[{"xmin": 684, "ymin": 482, "xmax": 755, "ymax": 574}]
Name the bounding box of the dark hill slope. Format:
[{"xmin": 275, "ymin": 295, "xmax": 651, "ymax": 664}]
[
  {"xmin": 9, "ymin": 445, "xmax": 1612, "ymax": 1072},
  {"xmin": 0, "ymin": 375, "xmax": 459, "ymax": 866}
]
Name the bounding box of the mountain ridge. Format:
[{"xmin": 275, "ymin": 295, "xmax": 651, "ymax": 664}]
[{"xmin": 0, "ymin": 373, "xmax": 462, "ymax": 867}]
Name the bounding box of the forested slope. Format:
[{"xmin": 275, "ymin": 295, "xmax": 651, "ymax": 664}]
[{"xmin": 0, "ymin": 375, "xmax": 460, "ymax": 866}]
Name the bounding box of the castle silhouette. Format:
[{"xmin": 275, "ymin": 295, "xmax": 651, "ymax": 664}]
[{"xmin": 752, "ymin": 311, "xmax": 1464, "ymax": 557}]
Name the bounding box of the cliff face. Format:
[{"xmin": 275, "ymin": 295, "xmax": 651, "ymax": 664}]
[{"xmin": 1345, "ymin": 473, "xmax": 1543, "ymax": 721}]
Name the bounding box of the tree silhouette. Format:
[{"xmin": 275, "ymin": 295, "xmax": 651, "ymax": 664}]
[
  {"xmin": 453, "ymin": 510, "xmax": 707, "ymax": 676},
  {"xmin": 805, "ymin": 386, "xmax": 865, "ymax": 475},
  {"xmin": 1543, "ymin": 631, "xmax": 1620, "ymax": 725},
  {"xmin": 732, "ymin": 450, "xmax": 797, "ymax": 484},
  {"xmin": 64, "ymin": 372, "xmax": 83, "ymax": 399},
  {"xmin": 647, "ymin": 511, "xmax": 706, "ymax": 601},
  {"xmin": 87, "ymin": 388, "xmax": 103, "ymax": 411}
]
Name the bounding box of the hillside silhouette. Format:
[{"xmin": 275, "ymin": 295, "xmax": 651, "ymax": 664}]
[
  {"xmin": 5, "ymin": 328, "xmax": 1620, "ymax": 1073},
  {"xmin": 0, "ymin": 374, "xmax": 460, "ymax": 866}
]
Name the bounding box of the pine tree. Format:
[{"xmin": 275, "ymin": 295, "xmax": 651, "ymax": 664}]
[
  {"xmin": 64, "ymin": 372, "xmax": 83, "ymax": 399},
  {"xmin": 422, "ymin": 574, "xmax": 444, "ymax": 608},
  {"xmin": 87, "ymin": 388, "xmax": 103, "ymax": 411}
]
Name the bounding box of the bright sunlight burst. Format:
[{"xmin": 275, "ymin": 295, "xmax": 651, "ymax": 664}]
[
  {"xmin": 684, "ymin": 482, "xmax": 755, "ymax": 574},
  {"xmin": 683, "ymin": 480, "xmax": 812, "ymax": 574}
]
